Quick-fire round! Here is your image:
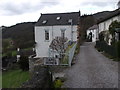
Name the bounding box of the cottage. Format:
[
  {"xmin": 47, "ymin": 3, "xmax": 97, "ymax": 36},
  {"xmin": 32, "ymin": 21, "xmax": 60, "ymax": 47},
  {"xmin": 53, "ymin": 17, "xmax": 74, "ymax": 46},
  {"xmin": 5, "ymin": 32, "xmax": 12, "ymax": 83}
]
[
  {"xmin": 97, "ymin": 9, "xmax": 120, "ymax": 33},
  {"xmin": 97, "ymin": 9, "xmax": 120, "ymax": 45},
  {"xmin": 35, "ymin": 12, "xmax": 80, "ymax": 58},
  {"xmin": 87, "ymin": 25, "xmax": 98, "ymax": 42}
]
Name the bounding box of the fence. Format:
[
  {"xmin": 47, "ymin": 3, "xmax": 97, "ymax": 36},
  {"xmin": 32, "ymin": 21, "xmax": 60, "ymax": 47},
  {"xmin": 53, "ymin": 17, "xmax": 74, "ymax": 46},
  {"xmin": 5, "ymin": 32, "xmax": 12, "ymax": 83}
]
[
  {"xmin": 44, "ymin": 57, "xmax": 59, "ymax": 65},
  {"xmin": 44, "ymin": 42, "xmax": 77, "ymax": 66},
  {"xmin": 68, "ymin": 43, "xmax": 77, "ymax": 66},
  {"xmin": 95, "ymin": 41, "xmax": 118, "ymax": 58}
]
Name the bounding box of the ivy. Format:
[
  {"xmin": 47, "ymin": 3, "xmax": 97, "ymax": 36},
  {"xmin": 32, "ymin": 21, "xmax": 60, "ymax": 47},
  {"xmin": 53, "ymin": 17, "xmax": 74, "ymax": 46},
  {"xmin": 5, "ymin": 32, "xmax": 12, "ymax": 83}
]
[
  {"xmin": 109, "ymin": 20, "xmax": 120, "ymax": 35},
  {"xmin": 109, "ymin": 20, "xmax": 120, "ymax": 45}
]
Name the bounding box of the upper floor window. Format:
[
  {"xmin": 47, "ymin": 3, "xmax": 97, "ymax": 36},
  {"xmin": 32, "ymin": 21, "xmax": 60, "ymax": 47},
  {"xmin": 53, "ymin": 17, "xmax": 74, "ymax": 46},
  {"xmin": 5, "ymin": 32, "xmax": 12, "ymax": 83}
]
[
  {"xmin": 42, "ymin": 20, "xmax": 47, "ymax": 24},
  {"xmin": 45, "ymin": 30, "xmax": 49, "ymax": 41},
  {"xmin": 56, "ymin": 17, "xmax": 61, "ymax": 20}
]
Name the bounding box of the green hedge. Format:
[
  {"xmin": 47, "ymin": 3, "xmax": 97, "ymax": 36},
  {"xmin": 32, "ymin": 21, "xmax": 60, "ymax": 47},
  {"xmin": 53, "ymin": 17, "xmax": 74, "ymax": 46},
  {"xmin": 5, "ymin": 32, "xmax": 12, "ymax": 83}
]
[{"xmin": 95, "ymin": 41, "xmax": 119, "ymax": 59}]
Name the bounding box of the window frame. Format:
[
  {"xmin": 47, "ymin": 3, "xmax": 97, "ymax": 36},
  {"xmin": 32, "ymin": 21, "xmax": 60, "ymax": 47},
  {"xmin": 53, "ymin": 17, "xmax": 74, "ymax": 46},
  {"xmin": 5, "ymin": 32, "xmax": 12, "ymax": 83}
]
[{"xmin": 44, "ymin": 29, "xmax": 50, "ymax": 41}]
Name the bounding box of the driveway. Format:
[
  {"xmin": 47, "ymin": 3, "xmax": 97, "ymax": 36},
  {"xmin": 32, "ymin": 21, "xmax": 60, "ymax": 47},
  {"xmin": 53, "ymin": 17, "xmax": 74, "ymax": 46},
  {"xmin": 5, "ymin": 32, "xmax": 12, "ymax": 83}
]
[{"xmin": 62, "ymin": 42, "xmax": 118, "ymax": 88}]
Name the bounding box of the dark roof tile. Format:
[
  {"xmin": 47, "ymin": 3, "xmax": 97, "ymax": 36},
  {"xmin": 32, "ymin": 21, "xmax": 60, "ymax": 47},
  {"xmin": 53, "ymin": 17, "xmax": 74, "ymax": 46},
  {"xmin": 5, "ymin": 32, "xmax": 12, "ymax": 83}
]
[
  {"xmin": 97, "ymin": 9, "xmax": 120, "ymax": 24},
  {"xmin": 35, "ymin": 12, "xmax": 80, "ymax": 26},
  {"xmin": 88, "ymin": 25, "xmax": 98, "ymax": 30}
]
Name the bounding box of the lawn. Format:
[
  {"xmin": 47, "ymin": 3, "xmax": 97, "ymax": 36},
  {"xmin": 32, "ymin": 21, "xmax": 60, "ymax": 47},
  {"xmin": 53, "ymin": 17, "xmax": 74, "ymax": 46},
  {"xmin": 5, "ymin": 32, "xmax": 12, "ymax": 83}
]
[{"xmin": 2, "ymin": 69, "xmax": 30, "ymax": 88}]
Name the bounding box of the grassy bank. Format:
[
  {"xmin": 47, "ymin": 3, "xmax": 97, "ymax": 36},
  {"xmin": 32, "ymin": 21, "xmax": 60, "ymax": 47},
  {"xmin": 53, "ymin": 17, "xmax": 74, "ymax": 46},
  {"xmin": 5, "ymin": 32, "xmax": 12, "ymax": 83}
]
[
  {"xmin": 2, "ymin": 69, "xmax": 30, "ymax": 88},
  {"xmin": 0, "ymin": 73, "xmax": 2, "ymax": 88}
]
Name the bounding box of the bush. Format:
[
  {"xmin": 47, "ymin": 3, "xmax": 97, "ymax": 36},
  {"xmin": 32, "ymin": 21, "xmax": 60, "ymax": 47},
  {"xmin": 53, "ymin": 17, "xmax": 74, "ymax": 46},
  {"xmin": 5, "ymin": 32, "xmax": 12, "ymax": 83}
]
[
  {"xmin": 12, "ymin": 51, "xmax": 17, "ymax": 57},
  {"xmin": 18, "ymin": 56, "xmax": 29, "ymax": 71},
  {"xmin": 54, "ymin": 79, "xmax": 63, "ymax": 88},
  {"xmin": 115, "ymin": 41, "xmax": 120, "ymax": 58},
  {"xmin": 96, "ymin": 40, "xmax": 120, "ymax": 61},
  {"xmin": 75, "ymin": 44, "xmax": 80, "ymax": 54},
  {"xmin": 99, "ymin": 32, "xmax": 104, "ymax": 41}
]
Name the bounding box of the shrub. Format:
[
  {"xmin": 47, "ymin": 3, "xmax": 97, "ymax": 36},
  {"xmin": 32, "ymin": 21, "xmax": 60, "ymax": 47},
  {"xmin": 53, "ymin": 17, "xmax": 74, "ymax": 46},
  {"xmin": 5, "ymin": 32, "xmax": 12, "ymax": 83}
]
[
  {"xmin": 115, "ymin": 41, "xmax": 120, "ymax": 58},
  {"xmin": 18, "ymin": 56, "xmax": 29, "ymax": 71},
  {"xmin": 54, "ymin": 79, "xmax": 62, "ymax": 88},
  {"xmin": 12, "ymin": 51, "xmax": 17, "ymax": 57},
  {"xmin": 99, "ymin": 32, "xmax": 104, "ymax": 41}
]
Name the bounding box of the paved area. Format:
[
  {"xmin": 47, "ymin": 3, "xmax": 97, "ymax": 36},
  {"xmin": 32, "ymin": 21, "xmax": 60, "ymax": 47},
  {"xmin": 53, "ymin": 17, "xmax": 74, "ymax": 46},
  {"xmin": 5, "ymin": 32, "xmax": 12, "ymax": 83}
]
[{"xmin": 62, "ymin": 42, "xmax": 118, "ymax": 88}]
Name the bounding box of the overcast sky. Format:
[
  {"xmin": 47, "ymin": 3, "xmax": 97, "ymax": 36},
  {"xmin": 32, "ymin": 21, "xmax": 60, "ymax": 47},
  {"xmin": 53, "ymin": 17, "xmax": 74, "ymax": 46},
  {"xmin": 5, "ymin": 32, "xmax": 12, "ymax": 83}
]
[{"xmin": 0, "ymin": 0, "xmax": 119, "ymax": 26}]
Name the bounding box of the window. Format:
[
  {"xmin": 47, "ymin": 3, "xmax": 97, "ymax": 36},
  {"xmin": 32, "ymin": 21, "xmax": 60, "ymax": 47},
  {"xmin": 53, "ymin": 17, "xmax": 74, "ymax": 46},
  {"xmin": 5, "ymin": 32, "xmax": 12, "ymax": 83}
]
[
  {"xmin": 61, "ymin": 29, "xmax": 66, "ymax": 38},
  {"xmin": 56, "ymin": 17, "xmax": 61, "ymax": 20},
  {"xmin": 45, "ymin": 30, "xmax": 49, "ymax": 41},
  {"xmin": 42, "ymin": 20, "xmax": 47, "ymax": 24},
  {"xmin": 92, "ymin": 34, "xmax": 94, "ymax": 38},
  {"xmin": 68, "ymin": 19, "xmax": 72, "ymax": 23}
]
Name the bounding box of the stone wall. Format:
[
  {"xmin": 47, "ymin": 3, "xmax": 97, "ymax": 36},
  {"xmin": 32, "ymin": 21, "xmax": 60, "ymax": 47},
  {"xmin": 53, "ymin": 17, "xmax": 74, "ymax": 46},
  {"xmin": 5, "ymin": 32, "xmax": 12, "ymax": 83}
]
[
  {"xmin": 22, "ymin": 66, "xmax": 51, "ymax": 88},
  {"xmin": 29, "ymin": 55, "xmax": 44, "ymax": 76}
]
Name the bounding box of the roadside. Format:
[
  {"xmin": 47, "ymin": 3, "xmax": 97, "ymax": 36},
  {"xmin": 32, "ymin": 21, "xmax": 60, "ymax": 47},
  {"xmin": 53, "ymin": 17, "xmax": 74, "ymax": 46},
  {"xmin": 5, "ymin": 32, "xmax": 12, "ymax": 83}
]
[{"xmin": 62, "ymin": 42, "xmax": 118, "ymax": 88}]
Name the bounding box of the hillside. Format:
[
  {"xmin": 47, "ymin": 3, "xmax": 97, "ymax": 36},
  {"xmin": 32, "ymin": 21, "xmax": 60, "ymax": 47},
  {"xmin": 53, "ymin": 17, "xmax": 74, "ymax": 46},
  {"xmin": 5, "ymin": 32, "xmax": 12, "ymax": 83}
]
[
  {"xmin": 2, "ymin": 22, "xmax": 36, "ymax": 48},
  {"xmin": 2, "ymin": 9, "xmax": 115, "ymax": 48}
]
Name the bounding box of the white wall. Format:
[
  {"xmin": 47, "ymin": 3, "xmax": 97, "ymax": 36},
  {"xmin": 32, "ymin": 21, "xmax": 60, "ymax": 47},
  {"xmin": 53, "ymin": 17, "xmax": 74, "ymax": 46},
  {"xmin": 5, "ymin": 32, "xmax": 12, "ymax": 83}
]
[
  {"xmin": 98, "ymin": 15, "xmax": 120, "ymax": 33},
  {"xmin": 87, "ymin": 29, "xmax": 98, "ymax": 42},
  {"xmin": 35, "ymin": 25, "xmax": 77, "ymax": 58}
]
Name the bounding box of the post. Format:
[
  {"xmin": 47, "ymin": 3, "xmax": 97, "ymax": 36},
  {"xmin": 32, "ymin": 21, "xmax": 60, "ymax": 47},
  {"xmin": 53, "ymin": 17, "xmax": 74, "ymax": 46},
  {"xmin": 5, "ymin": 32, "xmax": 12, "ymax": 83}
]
[
  {"xmin": 71, "ymin": 20, "xmax": 73, "ymax": 42},
  {"xmin": 68, "ymin": 19, "xmax": 73, "ymax": 42},
  {"xmin": 71, "ymin": 21, "xmax": 73, "ymax": 42}
]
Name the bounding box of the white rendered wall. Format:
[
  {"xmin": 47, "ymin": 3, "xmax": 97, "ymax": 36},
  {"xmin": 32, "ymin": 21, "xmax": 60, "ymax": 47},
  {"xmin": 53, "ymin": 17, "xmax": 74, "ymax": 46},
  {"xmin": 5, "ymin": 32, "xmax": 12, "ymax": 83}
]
[
  {"xmin": 87, "ymin": 29, "xmax": 97, "ymax": 42},
  {"xmin": 98, "ymin": 15, "xmax": 120, "ymax": 33},
  {"xmin": 35, "ymin": 25, "xmax": 77, "ymax": 58}
]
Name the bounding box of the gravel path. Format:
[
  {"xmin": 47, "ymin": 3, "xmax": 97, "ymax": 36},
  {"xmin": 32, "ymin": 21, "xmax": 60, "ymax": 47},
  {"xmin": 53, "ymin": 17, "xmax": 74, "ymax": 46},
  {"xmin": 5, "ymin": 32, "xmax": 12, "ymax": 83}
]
[{"xmin": 62, "ymin": 42, "xmax": 118, "ymax": 88}]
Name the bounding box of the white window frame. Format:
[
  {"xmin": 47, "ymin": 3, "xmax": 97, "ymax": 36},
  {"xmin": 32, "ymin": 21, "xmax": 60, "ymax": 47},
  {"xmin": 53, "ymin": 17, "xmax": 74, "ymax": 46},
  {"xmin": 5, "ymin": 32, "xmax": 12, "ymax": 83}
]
[{"xmin": 45, "ymin": 29, "xmax": 50, "ymax": 41}]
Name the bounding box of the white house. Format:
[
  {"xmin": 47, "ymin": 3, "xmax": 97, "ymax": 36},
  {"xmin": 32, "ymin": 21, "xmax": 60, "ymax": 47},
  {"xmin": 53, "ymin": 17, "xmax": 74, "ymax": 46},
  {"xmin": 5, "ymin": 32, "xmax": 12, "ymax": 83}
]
[
  {"xmin": 35, "ymin": 12, "xmax": 80, "ymax": 58},
  {"xmin": 87, "ymin": 25, "xmax": 98, "ymax": 42},
  {"xmin": 97, "ymin": 9, "xmax": 120, "ymax": 34},
  {"xmin": 97, "ymin": 9, "xmax": 120, "ymax": 45}
]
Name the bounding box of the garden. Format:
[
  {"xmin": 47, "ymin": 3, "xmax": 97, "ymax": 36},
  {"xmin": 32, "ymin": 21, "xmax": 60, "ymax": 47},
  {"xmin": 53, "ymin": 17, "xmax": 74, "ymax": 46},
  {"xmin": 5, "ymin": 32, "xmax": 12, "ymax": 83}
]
[
  {"xmin": 95, "ymin": 21, "xmax": 120, "ymax": 61},
  {"xmin": 2, "ymin": 69, "xmax": 30, "ymax": 88}
]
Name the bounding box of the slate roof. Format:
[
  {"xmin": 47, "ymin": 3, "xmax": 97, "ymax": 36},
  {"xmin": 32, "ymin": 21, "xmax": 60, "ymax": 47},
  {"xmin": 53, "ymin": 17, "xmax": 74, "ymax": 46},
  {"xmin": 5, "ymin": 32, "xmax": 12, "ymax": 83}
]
[
  {"xmin": 97, "ymin": 9, "xmax": 120, "ymax": 24},
  {"xmin": 88, "ymin": 25, "xmax": 98, "ymax": 30},
  {"xmin": 35, "ymin": 12, "xmax": 80, "ymax": 26}
]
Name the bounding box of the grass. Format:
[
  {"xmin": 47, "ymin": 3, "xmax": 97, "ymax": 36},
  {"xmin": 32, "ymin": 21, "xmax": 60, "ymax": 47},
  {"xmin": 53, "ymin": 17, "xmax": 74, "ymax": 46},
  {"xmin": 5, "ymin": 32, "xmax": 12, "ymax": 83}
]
[
  {"xmin": 113, "ymin": 58, "xmax": 120, "ymax": 61},
  {"xmin": 23, "ymin": 47, "xmax": 33, "ymax": 50},
  {"xmin": 2, "ymin": 69, "xmax": 30, "ymax": 88},
  {"xmin": 101, "ymin": 52, "xmax": 120, "ymax": 61},
  {"xmin": 0, "ymin": 73, "xmax": 2, "ymax": 88},
  {"xmin": 12, "ymin": 51, "xmax": 17, "ymax": 57},
  {"xmin": 3, "ymin": 47, "xmax": 33, "ymax": 57},
  {"xmin": 95, "ymin": 47, "xmax": 120, "ymax": 61},
  {"xmin": 61, "ymin": 54, "xmax": 68, "ymax": 64},
  {"xmin": 60, "ymin": 43, "xmax": 75, "ymax": 64},
  {"xmin": 75, "ymin": 44, "xmax": 80, "ymax": 55},
  {"xmin": 103, "ymin": 52, "xmax": 114, "ymax": 59}
]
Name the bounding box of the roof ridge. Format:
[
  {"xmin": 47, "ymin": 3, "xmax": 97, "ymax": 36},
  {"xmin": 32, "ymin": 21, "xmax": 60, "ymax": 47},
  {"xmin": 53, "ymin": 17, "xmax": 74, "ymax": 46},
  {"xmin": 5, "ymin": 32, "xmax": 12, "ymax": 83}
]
[{"xmin": 41, "ymin": 11, "xmax": 80, "ymax": 15}]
